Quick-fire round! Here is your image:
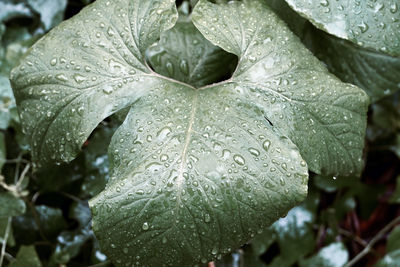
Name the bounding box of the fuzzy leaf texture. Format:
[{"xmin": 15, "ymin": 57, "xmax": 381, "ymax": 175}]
[{"xmin": 10, "ymin": 0, "xmax": 369, "ymax": 266}]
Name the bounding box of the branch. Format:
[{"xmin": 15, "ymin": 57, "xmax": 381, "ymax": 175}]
[
  {"xmin": 0, "ymin": 217, "xmax": 12, "ymax": 267},
  {"xmin": 345, "ymin": 216, "xmax": 400, "ymax": 267}
]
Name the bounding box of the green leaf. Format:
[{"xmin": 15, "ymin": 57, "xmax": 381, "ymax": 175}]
[
  {"xmin": 299, "ymin": 242, "xmax": 349, "ymax": 267},
  {"xmin": 26, "ymin": 0, "xmax": 67, "ymax": 30},
  {"xmin": 146, "ymin": 20, "xmax": 237, "ymax": 87},
  {"xmin": 53, "ymin": 228, "xmax": 92, "ymax": 264},
  {"xmin": 265, "ymin": 0, "xmax": 307, "ymax": 38},
  {"xmin": 8, "ymin": 245, "xmax": 42, "ymax": 267},
  {"xmin": 285, "ymin": 0, "xmax": 400, "ymax": 56},
  {"xmin": 270, "ymin": 206, "xmax": 315, "ymax": 266},
  {"xmin": 10, "ymin": 0, "xmax": 369, "ymax": 265},
  {"xmin": 311, "ymin": 29, "xmax": 400, "ymax": 102},
  {"xmin": 10, "ymin": 0, "xmax": 179, "ymax": 166},
  {"xmin": 192, "ymin": 0, "xmax": 369, "ymax": 176},
  {"xmin": 34, "ymin": 205, "xmax": 67, "ymax": 238},
  {"xmin": 0, "ymin": 192, "xmax": 25, "ymax": 218}
]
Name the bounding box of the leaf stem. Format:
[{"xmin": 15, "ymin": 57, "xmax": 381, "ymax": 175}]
[
  {"xmin": 0, "ymin": 217, "xmax": 12, "ymax": 267},
  {"xmin": 345, "ymin": 216, "xmax": 400, "ymax": 267}
]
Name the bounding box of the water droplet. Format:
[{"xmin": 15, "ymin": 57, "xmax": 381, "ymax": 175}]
[
  {"xmin": 233, "ymin": 154, "xmax": 245, "ymax": 165},
  {"xmin": 103, "ymin": 86, "xmax": 113, "ymax": 94},
  {"xmin": 166, "ymin": 61, "xmax": 174, "ymax": 76},
  {"xmin": 262, "ymin": 140, "xmax": 271, "ymax": 151},
  {"xmin": 162, "ymin": 236, "xmax": 167, "ymax": 243},
  {"xmin": 50, "ymin": 58, "xmax": 57, "ymax": 66},
  {"xmin": 179, "ymin": 59, "xmax": 189, "ymax": 75},
  {"xmin": 390, "ymin": 3, "xmax": 398, "ymax": 13},
  {"xmin": 123, "ymin": 247, "xmax": 129, "ymax": 254},
  {"xmin": 320, "ymin": 0, "xmax": 329, "ymax": 7},
  {"xmin": 142, "ymin": 222, "xmax": 149, "ymax": 230},
  {"xmin": 248, "ymin": 148, "xmax": 260, "ymax": 157},
  {"xmin": 211, "ymin": 247, "xmax": 218, "ymax": 255},
  {"xmin": 73, "ymin": 74, "xmax": 86, "ymax": 83},
  {"xmin": 107, "ymin": 27, "xmax": 115, "ymax": 36},
  {"xmin": 300, "ymin": 160, "xmax": 307, "ymax": 167},
  {"xmin": 55, "ymin": 74, "xmax": 68, "ymax": 82},
  {"xmin": 204, "ymin": 213, "xmax": 211, "ymax": 223},
  {"xmin": 358, "ymin": 21, "xmax": 369, "ymax": 33}
]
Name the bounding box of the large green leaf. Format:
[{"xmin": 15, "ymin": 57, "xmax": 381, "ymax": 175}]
[
  {"xmin": 10, "ymin": 0, "xmax": 178, "ymax": 166},
  {"xmin": 311, "ymin": 29, "xmax": 400, "ymax": 102},
  {"xmin": 10, "ymin": 0, "xmax": 368, "ymax": 265},
  {"xmin": 285, "ymin": 0, "xmax": 400, "ymax": 56},
  {"xmin": 192, "ymin": 0, "xmax": 368, "ymax": 177}
]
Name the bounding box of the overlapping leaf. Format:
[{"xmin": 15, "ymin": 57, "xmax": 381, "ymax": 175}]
[
  {"xmin": 10, "ymin": 0, "xmax": 369, "ymax": 266},
  {"xmin": 285, "ymin": 0, "xmax": 400, "ymax": 56},
  {"xmin": 193, "ymin": 0, "xmax": 368, "ymax": 177},
  {"xmin": 311, "ymin": 29, "xmax": 400, "ymax": 102}
]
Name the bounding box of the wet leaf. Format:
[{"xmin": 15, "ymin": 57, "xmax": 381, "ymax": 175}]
[
  {"xmin": 285, "ymin": 0, "xmax": 400, "ymax": 56},
  {"xmin": 311, "ymin": 29, "xmax": 400, "ymax": 102},
  {"xmin": 265, "ymin": 0, "xmax": 308, "ymax": 38},
  {"xmin": 193, "ymin": 0, "xmax": 368, "ymax": 177},
  {"xmin": 10, "ymin": 0, "xmax": 368, "ymax": 265},
  {"xmin": 0, "ymin": 192, "xmax": 25, "ymax": 218}
]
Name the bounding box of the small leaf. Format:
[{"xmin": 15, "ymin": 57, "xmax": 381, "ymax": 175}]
[
  {"xmin": 9, "ymin": 245, "xmax": 42, "ymax": 267},
  {"xmin": 299, "ymin": 242, "xmax": 349, "ymax": 267},
  {"xmin": 34, "ymin": 205, "xmax": 67, "ymax": 238},
  {"xmin": 311, "ymin": 28, "xmax": 400, "ymax": 102},
  {"xmin": 285, "ymin": 0, "xmax": 400, "ymax": 56},
  {"xmin": 0, "ymin": 192, "xmax": 25, "ymax": 218}
]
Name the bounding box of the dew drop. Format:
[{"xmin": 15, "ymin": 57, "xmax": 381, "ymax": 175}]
[
  {"xmin": 233, "ymin": 154, "xmax": 245, "ymax": 165},
  {"xmin": 50, "ymin": 58, "xmax": 57, "ymax": 66},
  {"xmin": 262, "ymin": 140, "xmax": 271, "ymax": 151},
  {"xmin": 55, "ymin": 74, "xmax": 68, "ymax": 82},
  {"xmin": 142, "ymin": 222, "xmax": 149, "ymax": 230},
  {"xmin": 179, "ymin": 59, "xmax": 189, "ymax": 75}
]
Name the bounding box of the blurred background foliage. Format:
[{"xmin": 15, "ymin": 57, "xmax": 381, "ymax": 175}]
[{"xmin": 0, "ymin": 0, "xmax": 399, "ymax": 266}]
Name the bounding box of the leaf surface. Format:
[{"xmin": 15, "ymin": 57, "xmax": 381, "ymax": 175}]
[
  {"xmin": 10, "ymin": 0, "xmax": 369, "ymax": 265},
  {"xmin": 311, "ymin": 29, "xmax": 400, "ymax": 102},
  {"xmin": 192, "ymin": 0, "xmax": 369, "ymax": 176},
  {"xmin": 10, "ymin": 0, "xmax": 178, "ymax": 165},
  {"xmin": 285, "ymin": 0, "xmax": 400, "ymax": 56}
]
